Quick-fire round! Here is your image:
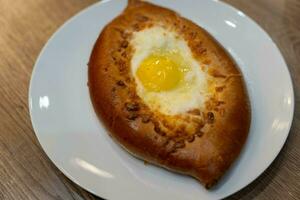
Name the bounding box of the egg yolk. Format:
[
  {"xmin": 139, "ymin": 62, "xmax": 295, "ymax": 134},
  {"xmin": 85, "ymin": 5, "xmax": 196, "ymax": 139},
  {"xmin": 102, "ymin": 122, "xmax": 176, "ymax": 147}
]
[{"xmin": 137, "ymin": 55, "xmax": 186, "ymax": 92}]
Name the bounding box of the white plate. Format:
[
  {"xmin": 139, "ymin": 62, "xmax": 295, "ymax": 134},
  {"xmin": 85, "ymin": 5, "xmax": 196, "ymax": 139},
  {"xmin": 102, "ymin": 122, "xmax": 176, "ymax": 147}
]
[{"xmin": 29, "ymin": 0, "xmax": 294, "ymax": 199}]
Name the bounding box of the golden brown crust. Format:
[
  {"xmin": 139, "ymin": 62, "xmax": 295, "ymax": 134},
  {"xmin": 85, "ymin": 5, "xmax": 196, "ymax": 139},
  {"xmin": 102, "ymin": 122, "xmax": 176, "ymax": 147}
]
[{"xmin": 88, "ymin": 0, "xmax": 251, "ymax": 188}]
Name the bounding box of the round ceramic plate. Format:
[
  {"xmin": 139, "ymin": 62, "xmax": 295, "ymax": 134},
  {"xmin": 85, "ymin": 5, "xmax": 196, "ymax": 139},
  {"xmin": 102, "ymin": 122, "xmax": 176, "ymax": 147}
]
[{"xmin": 29, "ymin": 0, "xmax": 294, "ymax": 199}]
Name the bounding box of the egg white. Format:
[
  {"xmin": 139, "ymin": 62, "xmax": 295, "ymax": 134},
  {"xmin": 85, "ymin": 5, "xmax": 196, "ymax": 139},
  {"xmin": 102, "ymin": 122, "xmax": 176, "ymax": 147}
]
[{"xmin": 130, "ymin": 26, "xmax": 209, "ymax": 115}]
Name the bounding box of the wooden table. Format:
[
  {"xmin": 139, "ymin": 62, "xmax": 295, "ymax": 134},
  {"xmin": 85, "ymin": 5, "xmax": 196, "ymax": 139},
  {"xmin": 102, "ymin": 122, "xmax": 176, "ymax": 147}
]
[{"xmin": 0, "ymin": 0, "xmax": 299, "ymax": 199}]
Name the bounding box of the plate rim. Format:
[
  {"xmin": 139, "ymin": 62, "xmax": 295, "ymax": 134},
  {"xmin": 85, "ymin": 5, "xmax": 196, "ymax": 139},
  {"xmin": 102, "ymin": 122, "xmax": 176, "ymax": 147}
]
[{"xmin": 28, "ymin": 0, "xmax": 295, "ymax": 199}]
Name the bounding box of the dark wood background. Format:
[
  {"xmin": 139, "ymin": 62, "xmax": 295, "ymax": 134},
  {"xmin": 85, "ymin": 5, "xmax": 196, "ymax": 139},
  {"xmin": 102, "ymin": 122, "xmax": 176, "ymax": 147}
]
[{"xmin": 0, "ymin": 0, "xmax": 299, "ymax": 199}]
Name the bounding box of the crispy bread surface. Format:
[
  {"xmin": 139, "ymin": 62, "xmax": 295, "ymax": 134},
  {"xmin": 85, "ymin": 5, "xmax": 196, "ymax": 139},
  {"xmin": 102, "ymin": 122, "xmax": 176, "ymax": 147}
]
[{"xmin": 88, "ymin": 0, "xmax": 251, "ymax": 188}]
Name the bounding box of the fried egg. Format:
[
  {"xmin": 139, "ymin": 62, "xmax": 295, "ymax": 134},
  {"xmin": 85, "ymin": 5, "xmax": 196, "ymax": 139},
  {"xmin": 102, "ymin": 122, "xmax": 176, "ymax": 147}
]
[{"xmin": 130, "ymin": 26, "xmax": 210, "ymax": 115}]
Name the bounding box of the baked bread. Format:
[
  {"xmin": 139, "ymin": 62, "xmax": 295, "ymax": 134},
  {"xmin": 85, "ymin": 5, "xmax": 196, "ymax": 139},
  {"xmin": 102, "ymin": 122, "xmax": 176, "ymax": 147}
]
[{"xmin": 88, "ymin": 0, "xmax": 251, "ymax": 188}]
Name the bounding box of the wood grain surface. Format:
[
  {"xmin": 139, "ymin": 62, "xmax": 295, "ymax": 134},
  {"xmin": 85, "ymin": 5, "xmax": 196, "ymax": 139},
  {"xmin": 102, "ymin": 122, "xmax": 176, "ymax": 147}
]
[{"xmin": 0, "ymin": 0, "xmax": 299, "ymax": 199}]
